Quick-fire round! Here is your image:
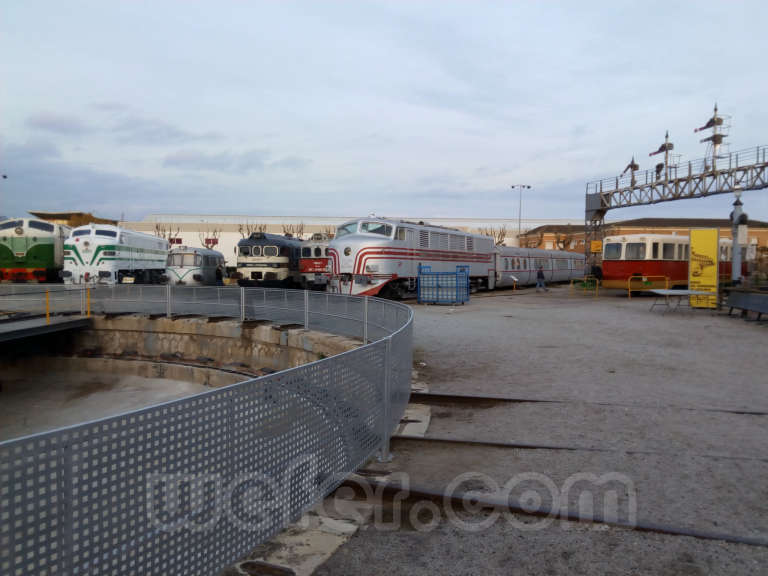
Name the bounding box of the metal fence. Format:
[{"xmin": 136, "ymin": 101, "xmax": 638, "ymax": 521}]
[{"xmin": 0, "ymin": 285, "xmax": 413, "ymax": 576}]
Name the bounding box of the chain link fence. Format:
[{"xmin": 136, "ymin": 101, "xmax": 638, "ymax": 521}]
[{"xmin": 0, "ymin": 285, "xmax": 413, "ymax": 576}]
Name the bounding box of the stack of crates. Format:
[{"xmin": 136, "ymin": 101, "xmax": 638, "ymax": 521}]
[{"xmin": 417, "ymin": 265, "xmax": 470, "ymax": 304}]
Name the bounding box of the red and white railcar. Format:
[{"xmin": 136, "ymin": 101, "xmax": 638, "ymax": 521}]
[{"xmin": 601, "ymin": 233, "xmax": 738, "ymax": 289}]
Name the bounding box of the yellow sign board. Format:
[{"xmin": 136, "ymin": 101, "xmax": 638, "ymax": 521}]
[
  {"xmin": 590, "ymin": 240, "xmax": 603, "ymax": 254},
  {"xmin": 689, "ymin": 228, "xmax": 718, "ymax": 308}
]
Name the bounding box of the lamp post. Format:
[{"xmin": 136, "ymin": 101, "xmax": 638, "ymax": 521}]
[
  {"xmin": 731, "ymin": 188, "xmax": 747, "ymax": 284},
  {"xmin": 511, "ymin": 185, "xmax": 531, "ymax": 245}
]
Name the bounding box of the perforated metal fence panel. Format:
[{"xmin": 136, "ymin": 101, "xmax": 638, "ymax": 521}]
[{"xmin": 0, "ymin": 285, "xmax": 413, "ymax": 576}]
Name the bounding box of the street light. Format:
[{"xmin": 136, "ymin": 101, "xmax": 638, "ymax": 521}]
[{"xmin": 511, "ymin": 185, "xmax": 532, "ymax": 244}]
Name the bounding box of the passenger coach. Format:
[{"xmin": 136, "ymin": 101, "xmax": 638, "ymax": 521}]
[{"xmin": 0, "ymin": 218, "xmax": 70, "ymax": 282}]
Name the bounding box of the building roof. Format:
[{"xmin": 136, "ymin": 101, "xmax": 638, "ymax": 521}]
[
  {"xmin": 29, "ymin": 211, "xmax": 118, "ymax": 225},
  {"xmin": 523, "ymin": 218, "xmax": 768, "ymax": 236}
]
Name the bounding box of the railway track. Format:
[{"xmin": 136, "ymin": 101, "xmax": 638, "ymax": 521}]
[{"xmin": 409, "ymin": 390, "xmax": 768, "ymax": 416}]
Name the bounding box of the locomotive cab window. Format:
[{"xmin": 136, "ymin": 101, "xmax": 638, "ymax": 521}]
[
  {"xmin": 314, "ymin": 247, "xmax": 322, "ymax": 257},
  {"xmin": 28, "ymin": 221, "xmax": 54, "ymax": 233},
  {"xmin": 0, "ymin": 220, "xmax": 22, "ymax": 230},
  {"xmin": 73, "ymin": 229, "xmax": 91, "ymax": 237},
  {"xmin": 395, "ymin": 227, "xmax": 406, "ymax": 241},
  {"xmin": 95, "ymin": 229, "xmax": 117, "ymax": 237},
  {"xmin": 360, "ymin": 221, "xmax": 392, "ymax": 236},
  {"xmin": 302, "ymin": 247, "xmax": 311, "ymax": 257},
  {"xmin": 336, "ymin": 223, "xmax": 358, "ymax": 238},
  {"xmin": 240, "ymin": 246, "xmax": 251, "ymax": 256},
  {"xmin": 604, "ymin": 243, "xmax": 622, "ymax": 260}
]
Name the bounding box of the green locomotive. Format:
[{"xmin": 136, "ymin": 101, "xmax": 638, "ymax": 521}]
[{"xmin": 0, "ymin": 218, "xmax": 70, "ymax": 282}]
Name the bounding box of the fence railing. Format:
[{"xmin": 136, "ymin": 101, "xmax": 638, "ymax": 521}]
[{"xmin": 0, "ymin": 285, "xmax": 413, "ymax": 576}]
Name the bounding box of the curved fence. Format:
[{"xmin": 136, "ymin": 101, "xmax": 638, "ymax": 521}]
[{"xmin": 0, "ymin": 285, "xmax": 413, "ymax": 576}]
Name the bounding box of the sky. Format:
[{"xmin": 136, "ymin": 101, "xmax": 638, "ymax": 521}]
[{"xmin": 1, "ymin": 1, "xmax": 767, "ymax": 222}]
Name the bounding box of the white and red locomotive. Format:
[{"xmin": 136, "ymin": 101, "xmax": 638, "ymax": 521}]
[{"xmin": 328, "ymin": 218, "xmax": 585, "ymax": 297}]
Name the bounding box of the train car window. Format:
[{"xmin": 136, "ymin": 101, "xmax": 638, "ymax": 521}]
[
  {"xmin": 240, "ymin": 246, "xmax": 251, "ymax": 256},
  {"xmin": 336, "ymin": 223, "xmax": 358, "ymax": 238},
  {"xmin": 264, "ymin": 246, "xmax": 278, "ymax": 257},
  {"xmin": 395, "ymin": 227, "xmax": 406, "ymax": 241},
  {"xmin": 684, "ymin": 245, "xmax": 689, "ymax": 259},
  {"xmin": 625, "ymin": 243, "xmax": 646, "ymax": 260},
  {"xmin": 73, "ymin": 229, "xmax": 91, "ymax": 237},
  {"xmin": 95, "ymin": 229, "xmax": 117, "ymax": 237},
  {"xmin": 504, "ymin": 258, "xmax": 509, "ymax": 270},
  {"xmin": 604, "ymin": 243, "xmax": 622, "ymax": 259},
  {"xmin": 676, "ymin": 245, "xmax": 683, "ymax": 260},
  {"xmin": 361, "ymin": 222, "xmax": 392, "ymax": 236},
  {"xmin": 314, "ymin": 247, "xmax": 322, "ymax": 257},
  {"xmin": 0, "ymin": 220, "xmax": 22, "ymax": 230},
  {"xmin": 302, "ymin": 247, "xmax": 311, "ymax": 257},
  {"xmin": 662, "ymin": 244, "xmax": 675, "ymax": 260},
  {"xmin": 28, "ymin": 221, "xmax": 54, "ymax": 233},
  {"xmin": 652, "ymin": 243, "xmax": 659, "ymax": 259}
]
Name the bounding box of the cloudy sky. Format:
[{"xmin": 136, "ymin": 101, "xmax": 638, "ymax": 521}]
[{"xmin": 1, "ymin": 1, "xmax": 767, "ymax": 222}]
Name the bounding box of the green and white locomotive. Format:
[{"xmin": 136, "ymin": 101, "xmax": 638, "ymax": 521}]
[
  {"xmin": 0, "ymin": 218, "xmax": 71, "ymax": 282},
  {"xmin": 62, "ymin": 224, "xmax": 169, "ymax": 285}
]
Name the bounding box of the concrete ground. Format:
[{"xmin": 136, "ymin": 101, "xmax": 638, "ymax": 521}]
[
  {"xmin": 317, "ymin": 286, "xmax": 768, "ymax": 575},
  {"xmin": 0, "ymin": 370, "xmax": 208, "ymax": 441}
]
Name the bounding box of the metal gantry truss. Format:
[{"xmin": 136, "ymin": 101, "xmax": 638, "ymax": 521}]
[{"xmin": 584, "ymin": 144, "xmax": 768, "ymax": 265}]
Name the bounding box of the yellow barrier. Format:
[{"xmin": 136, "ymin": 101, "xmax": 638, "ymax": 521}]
[
  {"xmin": 86, "ymin": 286, "xmax": 91, "ymax": 317},
  {"xmin": 627, "ymin": 275, "xmax": 669, "ymax": 299}
]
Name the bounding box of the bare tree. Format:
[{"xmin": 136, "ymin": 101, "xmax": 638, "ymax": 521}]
[
  {"xmin": 199, "ymin": 227, "xmax": 221, "ymax": 248},
  {"xmin": 238, "ymin": 222, "xmax": 267, "ymax": 238},
  {"xmin": 478, "ymin": 225, "xmax": 507, "ymax": 246},
  {"xmin": 155, "ymin": 223, "xmax": 181, "ymax": 244},
  {"xmin": 282, "ymin": 222, "xmax": 305, "ymax": 238},
  {"xmin": 321, "ymin": 225, "xmax": 336, "ymax": 239}
]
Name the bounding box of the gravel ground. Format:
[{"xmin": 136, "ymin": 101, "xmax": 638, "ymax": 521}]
[{"xmin": 318, "ymin": 286, "xmax": 768, "ymax": 575}]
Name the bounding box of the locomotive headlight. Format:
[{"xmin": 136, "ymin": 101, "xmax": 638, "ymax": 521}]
[
  {"xmin": 344, "ymin": 247, "xmax": 351, "ymax": 256},
  {"xmin": 366, "ymin": 264, "xmax": 379, "ymax": 272}
]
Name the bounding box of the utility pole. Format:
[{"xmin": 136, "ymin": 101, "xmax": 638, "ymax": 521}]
[{"xmin": 511, "ymin": 184, "xmax": 531, "ymax": 245}]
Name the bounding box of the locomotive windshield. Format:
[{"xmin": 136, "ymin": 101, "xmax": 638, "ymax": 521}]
[
  {"xmin": 264, "ymin": 246, "xmax": 278, "ymax": 257},
  {"xmin": 0, "ymin": 220, "xmax": 23, "ymax": 230},
  {"xmin": 72, "ymin": 229, "xmax": 91, "ymax": 237},
  {"xmin": 604, "ymin": 243, "xmax": 622, "ymax": 260},
  {"xmin": 360, "ymin": 221, "xmax": 392, "ymax": 236},
  {"xmin": 336, "ymin": 222, "xmax": 358, "ymax": 238},
  {"xmin": 28, "ymin": 221, "xmax": 54, "ymax": 232}
]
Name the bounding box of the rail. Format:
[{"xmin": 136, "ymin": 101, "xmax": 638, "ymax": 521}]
[
  {"xmin": 0, "ymin": 284, "xmax": 414, "ymax": 576},
  {"xmin": 627, "ymin": 275, "xmax": 670, "ymax": 299}
]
